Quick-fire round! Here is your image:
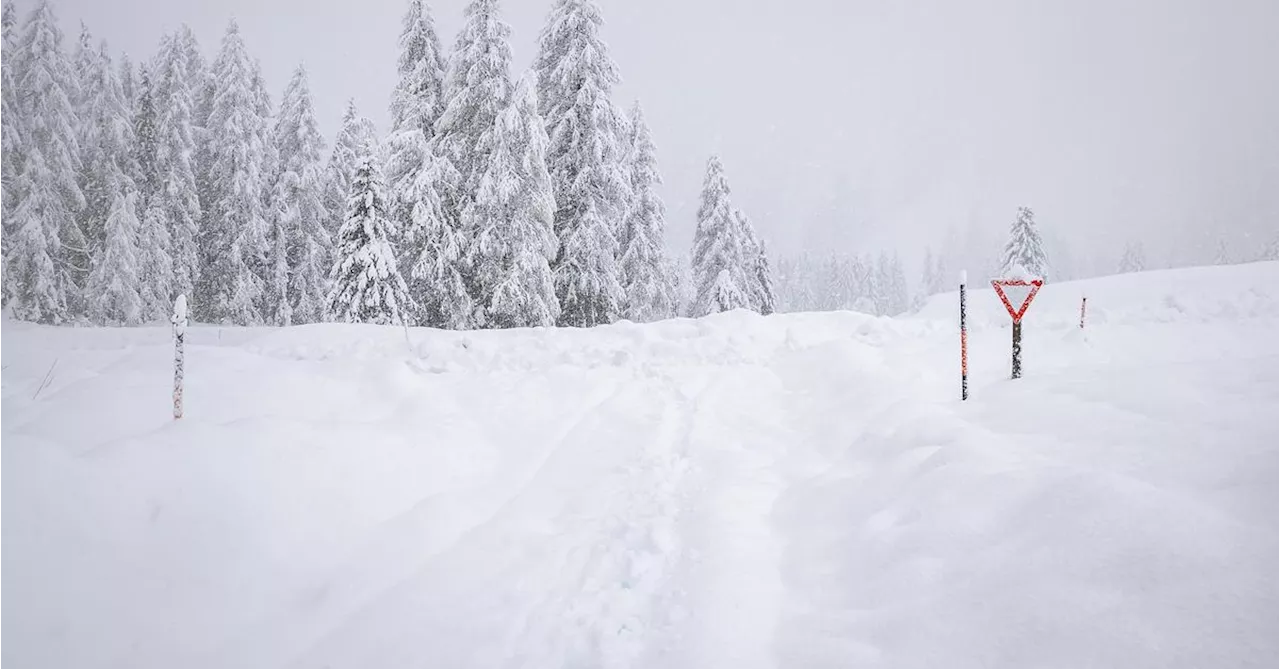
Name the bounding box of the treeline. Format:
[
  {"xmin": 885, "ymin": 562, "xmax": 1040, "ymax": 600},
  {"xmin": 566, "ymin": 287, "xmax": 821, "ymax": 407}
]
[{"xmin": 0, "ymin": 0, "xmax": 774, "ymax": 327}]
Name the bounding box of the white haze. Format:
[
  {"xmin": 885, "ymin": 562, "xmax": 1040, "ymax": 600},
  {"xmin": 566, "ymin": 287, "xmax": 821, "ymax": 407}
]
[{"xmin": 28, "ymin": 0, "xmax": 1279, "ymax": 272}]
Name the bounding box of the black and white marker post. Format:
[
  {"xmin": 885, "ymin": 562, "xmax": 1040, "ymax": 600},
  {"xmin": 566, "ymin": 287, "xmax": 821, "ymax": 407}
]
[{"xmin": 172, "ymin": 294, "xmax": 187, "ymax": 420}]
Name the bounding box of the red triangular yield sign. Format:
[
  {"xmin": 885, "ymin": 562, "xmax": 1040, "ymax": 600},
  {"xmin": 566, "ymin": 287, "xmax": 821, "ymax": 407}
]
[{"xmin": 991, "ymin": 279, "xmax": 1043, "ymax": 324}]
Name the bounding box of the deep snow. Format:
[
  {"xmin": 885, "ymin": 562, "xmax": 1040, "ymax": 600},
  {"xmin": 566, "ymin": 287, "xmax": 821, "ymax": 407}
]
[{"xmin": 3, "ymin": 261, "xmax": 1276, "ymax": 668}]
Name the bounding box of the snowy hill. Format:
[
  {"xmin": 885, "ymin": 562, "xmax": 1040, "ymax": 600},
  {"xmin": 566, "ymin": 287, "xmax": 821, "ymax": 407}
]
[{"xmin": 3, "ymin": 262, "xmax": 1276, "ymax": 669}]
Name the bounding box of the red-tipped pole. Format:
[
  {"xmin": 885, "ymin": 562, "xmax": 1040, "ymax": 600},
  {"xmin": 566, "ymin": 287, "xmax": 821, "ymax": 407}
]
[
  {"xmin": 960, "ymin": 270, "xmax": 968, "ymax": 401},
  {"xmin": 1079, "ymin": 296, "xmax": 1087, "ymax": 329}
]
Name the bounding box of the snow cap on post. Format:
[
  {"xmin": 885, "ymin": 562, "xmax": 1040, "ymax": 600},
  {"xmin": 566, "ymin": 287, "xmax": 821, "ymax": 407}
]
[
  {"xmin": 172, "ymin": 294, "xmax": 188, "ymax": 337},
  {"xmin": 959, "ymin": 270, "xmax": 967, "ymax": 285}
]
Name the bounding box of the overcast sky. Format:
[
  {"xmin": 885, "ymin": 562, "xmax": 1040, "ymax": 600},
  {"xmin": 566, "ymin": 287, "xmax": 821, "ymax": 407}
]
[{"xmin": 22, "ymin": 0, "xmax": 1279, "ymax": 271}]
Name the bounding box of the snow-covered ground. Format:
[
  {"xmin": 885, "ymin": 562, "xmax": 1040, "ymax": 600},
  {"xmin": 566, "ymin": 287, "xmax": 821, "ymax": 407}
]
[{"xmin": 3, "ymin": 261, "xmax": 1276, "ymax": 668}]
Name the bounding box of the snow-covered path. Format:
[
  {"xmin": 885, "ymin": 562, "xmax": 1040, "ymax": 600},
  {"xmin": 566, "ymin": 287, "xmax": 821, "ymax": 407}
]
[{"xmin": 3, "ymin": 262, "xmax": 1276, "ymax": 668}]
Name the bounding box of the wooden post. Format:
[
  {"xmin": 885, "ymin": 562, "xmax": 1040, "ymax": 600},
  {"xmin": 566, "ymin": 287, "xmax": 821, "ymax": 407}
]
[
  {"xmin": 1080, "ymin": 296, "xmax": 1087, "ymax": 329},
  {"xmin": 1011, "ymin": 321, "xmax": 1022, "ymax": 380},
  {"xmin": 960, "ymin": 270, "xmax": 968, "ymax": 400},
  {"xmin": 172, "ymin": 294, "xmax": 188, "ymax": 420}
]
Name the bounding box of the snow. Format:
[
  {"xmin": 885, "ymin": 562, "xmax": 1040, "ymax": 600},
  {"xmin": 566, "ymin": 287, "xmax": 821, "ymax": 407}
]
[{"xmin": 3, "ymin": 261, "xmax": 1276, "ymax": 668}]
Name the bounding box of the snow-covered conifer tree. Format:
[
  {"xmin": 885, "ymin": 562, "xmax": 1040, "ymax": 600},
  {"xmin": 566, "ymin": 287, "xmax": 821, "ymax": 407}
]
[
  {"xmin": 432, "ymin": 0, "xmax": 514, "ymax": 324},
  {"xmin": 132, "ymin": 64, "xmax": 157, "ymax": 195},
  {"xmin": 1117, "ymin": 241, "xmax": 1146, "ymax": 274},
  {"xmin": 325, "ymin": 100, "xmax": 378, "ymax": 239},
  {"xmin": 267, "ymin": 65, "xmax": 330, "ymax": 325},
  {"xmin": 998, "ymin": 206, "xmax": 1048, "ymax": 279},
  {"xmin": 197, "ymin": 20, "xmax": 271, "ymax": 324},
  {"xmin": 385, "ymin": 0, "xmax": 447, "ymax": 240},
  {"xmin": 731, "ymin": 207, "xmax": 774, "ymax": 315},
  {"xmin": 0, "ymin": 0, "xmax": 21, "ymax": 303},
  {"xmin": 691, "ymin": 156, "xmax": 752, "ymax": 316},
  {"xmin": 534, "ymin": 0, "xmax": 629, "ymax": 327},
  {"xmin": 465, "ymin": 74, "xmax": 559, "ymax": 328},
  {"xmin": 78, "ymin": 39, "xmax": 139, "ymax": 262},
  {"xmin": 148, "ymin": 30, "xmax": 203, "ymax": 316},
  {"xmin": 118, "ymin": 52, "xmax": 135, "ymax": 107},
  {"xmin": 753, "ymin": 239, "xmax": 776, "ymax": 316},
  {"xmin": 86, "ymin": 185, "xmax": 144, "ymax": 324},
  {"xmin": 618, "ymin": 101, "xmax": 676, "ymax": 322},
  {"xmin": 8, "ymin": 0, "xmax": 86, "ymax": 323},
  {"xmin": 327, "ymin": 156, "xmax": 412, "ymax": 325},
  {"xmin": 888, "ymin": 252, "xmax": 909, "ymax": 315}
]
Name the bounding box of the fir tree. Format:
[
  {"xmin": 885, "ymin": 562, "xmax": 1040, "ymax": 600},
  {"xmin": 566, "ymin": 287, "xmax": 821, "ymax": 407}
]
[
  {"xmin": 432, "ymin": 0, "xmax": 514, "ymax": 324},
  {"xmin": 118, "ymin": 52, "xmax": 135, "ymax": 107},
  {"xmin": 78, "ymin": 39, "xmax": 138, "ymax": 261},
  {"xmin": 402, "ymin": 149, "xmax": 470, "ymax": 328},
  {"xmin": 2, "ymin": 0, "xmax": 23, "ymax": 294},
  {"xmin": 268, "ymin": 65, "xmax": 331, "ymax": 325},
  {"xmin": 325, "ymin": 100, "xmax": 378, "ymax": 239},
  {"xmin": 1262, "ymin": 236, "xmax": 1279, "ymax": 262},
  {"xmin": 1117, "ymin": 241, "xmax": 1146, "ymax": 274},
  {"xmin": 753, "ymin": 238, "xmax": 777, "ymax": 316},
  {"xmin": 197, "ymin": 20, "xmax": 271, "ymax": 324},
  {"xmin": 132, "ymin": 64, "xmax": 157, "ymax": 197},
  {"xmin": 150, "ymin": 30, "xmax": 202, "ymax": 315},
  {"xmin": 466, "ymin": 74, "xmax": 559, "ymax": 329},
  {"xmin": 8, "ymin": 0, "xmax": 85, "ymax": 323},
  {"xmin": 619, "ymin": 101, "xmax": 677, "ymax": 322},
  {"xmin": 535, "ymin": 0, "xmax": 629, "ymax": 327},
  {"xmin": 998, "ymin": 206, "xmax": 1048, "ymax": 279},
  {"xmin": 732, "ymin": 207, "xmax": 773, "ymax": 315},
  {"xmin": 327, "ymin": 156, "xmax": 412, "ymax": 325},
  {"xmin": 385, "ymin": 0, "xmax": 447, "ymax": 245},
  {"xmin": 86, "ymin": 186, "xmax": 144, "ymax": 324},
  {"xmin": 691, "ymin": 156, "xmax": 752, "ymax": 316}
]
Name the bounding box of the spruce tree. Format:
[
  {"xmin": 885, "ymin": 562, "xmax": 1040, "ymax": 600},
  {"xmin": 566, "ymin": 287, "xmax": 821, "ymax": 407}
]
[
  {"xmin": 8, "ymin": 0, "xmax": 85, "ymax": 323},
  {"xmin": 619, "ymin": 101, "xmax": 676, "ymax": 322},
  {"xmin": 534, "ymin": 0, "xmax": 629, "ymax": 327},
  {"xmin": 732, "ymin": 207, "xmax": 773, "ymax": 315},
  {"xmin": 132, "ymin": 64, "xmax": 157, "ymax": 196},
  {"xmin": 198, "ymin": 20, "xmax": 270, "ymax": 324},
  {"xmin": 2, "ymin": 0, "xmax": 23, "ymax": 290},
  {"xmin": 327, "ymin": 156, "xmax": 412, "ymax": 325},
  {"xmin": 402, "ymin": 150, "xmax": 470, "ymax": 328},
  {"xmin": 466, "ymin": 74, "xmax": 559, "ymax": 328},
  {"xmin": 149, "ymin": 30, "xmax": 202, "ymax": 316},
  {"xmin": 325, "ymin": 100, "xmax": 378, "ymax": 239},
  {"xmin": 1118, "ymin": 241, "xmax": 1146, "ymax": 274},
  {"xmin": 78, "ymin": 39, "xmax": 139, "ymax": 258},
  {"xmin": 691, "ymin": 156, "xmax": 752, "ymax": 316},
  {"xmin": 998, "ymin": 206, "xmax": 1048, "ymax": 279},
  {"xmin": 268, "ymin": 65, "xmax": 331, "ymax": 325},
  {"xmin": 118, "ymin": 52, "xmax": 135, "ymax": 107},
  {"xmin": 86, "ymin": 185, "xmax": 144, "ymax": 324},
  {"xmin": 385, "ymin": 0, "xmax": 447, "ymax": 244},
  {"xmin": 432, "ymin": 0, "xmax": 514, "ymax": 325}
]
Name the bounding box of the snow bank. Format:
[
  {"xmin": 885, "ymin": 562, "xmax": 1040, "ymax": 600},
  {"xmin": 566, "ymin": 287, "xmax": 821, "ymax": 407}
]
[
  {"xmin": 917, "ymin": 261, "xmax": 1279, "ymax": 328},
  {"xmin": 2, "ymin": 262, "xmax": 1275, "ymax": 668}
]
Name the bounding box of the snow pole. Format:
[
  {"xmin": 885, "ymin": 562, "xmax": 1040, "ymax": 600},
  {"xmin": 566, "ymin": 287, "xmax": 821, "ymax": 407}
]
[
  {"xmin": 1079, "ymin": 296, "xmax": 1087, "ymax": 329},
  {"xmin": 172, "ymin": 294, "xmax": 188, "ymax": 420},
  {"xmin": 959, "ymin": 270, "xmax": 968, "ymax": 401}
]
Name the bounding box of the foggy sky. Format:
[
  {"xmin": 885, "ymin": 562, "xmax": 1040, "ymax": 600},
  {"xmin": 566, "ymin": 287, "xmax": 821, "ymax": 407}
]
[{"xmin": 22, "ymin": 0, "xmax": 1279, "ymax": 272}]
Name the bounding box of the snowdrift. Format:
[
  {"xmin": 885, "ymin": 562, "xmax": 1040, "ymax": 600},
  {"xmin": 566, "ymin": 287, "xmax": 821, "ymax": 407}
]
[{"xmin": 3, "ymin": 262, "xmax": 1276, "ymax": 668}]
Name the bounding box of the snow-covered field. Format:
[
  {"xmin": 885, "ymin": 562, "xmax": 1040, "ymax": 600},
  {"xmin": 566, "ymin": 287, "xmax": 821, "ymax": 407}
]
[{"xmin": 3, "ymin": 262, "xmax": 1276, "ymax": 668}]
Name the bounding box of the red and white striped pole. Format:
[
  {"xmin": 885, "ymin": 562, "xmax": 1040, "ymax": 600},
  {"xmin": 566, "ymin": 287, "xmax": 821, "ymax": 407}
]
[
  {"xmin": 960, "ymin": 270, "xmax": 968, "ymax": 401},
  {"xmin": 1079, "ymin": 295, "xmax": 1087, "ymax": 329}
]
